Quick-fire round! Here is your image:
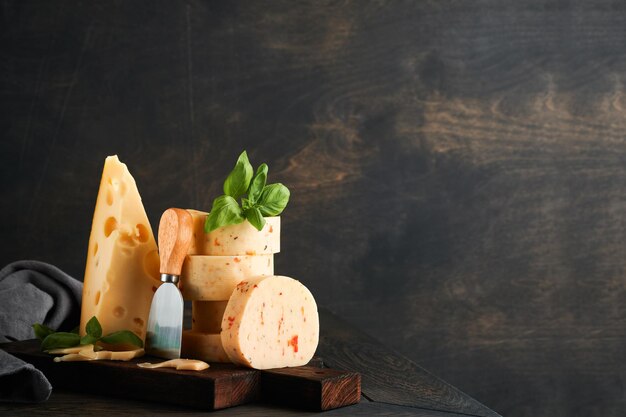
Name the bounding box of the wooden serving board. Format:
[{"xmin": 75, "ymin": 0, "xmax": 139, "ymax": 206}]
[{"xmin": 1, "ymin": 339, "xmax": 360, "ymax": 411}]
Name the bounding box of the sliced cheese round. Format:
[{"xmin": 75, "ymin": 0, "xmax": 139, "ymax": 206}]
[
  {"xmin": 192, "ymin": 300, "xmax": 228, "ymax": 333},
  {"xmin": 181, "ymin": 330, "xmax": 230, "ymax": 363},
  {"xmin": 180, "ymin": 255, "xmax": 274, "ymax": 301},
  {"xmin": 187, "ymin": 209, "xmax": 280, "ymax": 256},
  {"xmin": 221, "ymin": 275, "xmax": 319, "ymax": 370}
]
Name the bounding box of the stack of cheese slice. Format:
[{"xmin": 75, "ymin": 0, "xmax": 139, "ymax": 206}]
[
  {"xmin": 179, "ymin": 210, "xmax": 279, "ymax": 362},
  {"xmin": 78, "ymin": 157, "xmax": 319, "ymax": 368}
]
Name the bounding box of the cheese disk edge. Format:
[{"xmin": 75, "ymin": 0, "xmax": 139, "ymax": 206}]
[
  {"xmin": 181, "ymin": 330, "xmax": 230, "ymax": 363},
  {"xmin": 187, "ymin": 209, "xmax": 280, "ymax": 256},
  {"xmin": 180, "ymin": 254, "xmax": 274, "ymax": 300}
]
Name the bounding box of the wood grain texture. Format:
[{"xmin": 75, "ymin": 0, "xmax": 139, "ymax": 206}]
[
  {"xmin": 0, "ymin": 308, "xmax": 496, "ymax": 416},
  {"xmin": 157, "ymin": 208, "xmax": 193, "ymax": 276},
  {"xmin": 1, "ymin": 338, "xmax": 358, "ymax": 411},
  {"xmin": 0, "ymin": 390, "xmax": 480, "ymax": 417},
  {"xmin": 261, "ymin": 365, "xmax": 361, "ymax": 411},
  {"xmin": 2, "ymin": 1, "xmax": 626, "ymax": 416},
  {"xmin": 318, "ymin": 310, "xmax": 499, "ymax": 417},
  {"xmin": 2, "ymin": 339, "xmax": 259, "ymax": 410}
]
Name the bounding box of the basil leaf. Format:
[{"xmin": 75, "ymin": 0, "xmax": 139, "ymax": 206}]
[
  {"xmin": 32, "ymin": 323, "xmax": 55, "ymax": 341},
  {"xmin": 223, "ymin": 151, "xmax": 253, "ymax": 200},
  {"xmin": 204, "ymin": 195, "xmax": 244, "ymax": 232},
  {"xmin": 41, "ymin": 332, "xmax": 80, "ymax": 351},
  {"xmin": 248, "ymin": 163, "xmax": 268, "ymax": 204},
  {"xmin": 258, "ymin": 183, "xmax": 290, "ymax": 216},
  {"xmin": 80, "ymin": 335, "xmax": 99, "ymax": 345},
  {"xmin": 100, "ymin": 331, "xmax": 143, "ymax": 348},
  {"xmin": 85, "ymin": 316, "xmax": 102, "ymax": 338},
  {"xmin": 245, "ymin": 207, "xmax": 266, "ymax": 231},
  {"xmin": 241, "ymin": 197, "xmax": 251, "ymax": 211}
]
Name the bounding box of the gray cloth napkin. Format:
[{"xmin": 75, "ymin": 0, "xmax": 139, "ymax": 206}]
[{"xmin": 0, "ymin": 260, "xmax": 83, "ymax": 403}]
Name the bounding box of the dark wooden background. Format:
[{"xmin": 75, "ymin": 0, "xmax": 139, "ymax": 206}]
[{"xmin": 2, "ymin": 1, "xmax": 626, "ymax": 416}]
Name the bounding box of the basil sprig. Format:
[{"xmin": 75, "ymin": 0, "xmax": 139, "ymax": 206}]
[
  {"xmin": 32, "ymin": 323, "xmax": 55, "ymax": 340},
  {"xmin": 205, "ymin": 151, "xmax": 290, "ymax": 232},
  {"xmin": 42, "ymin": 332, "xmax": 81, "ymax": 351},
  {"xmin": 223, "ymin": 151, "xmax": 253, "ymax": 200},
  {"xmin": 33, "ymin": 316, "xmax": 143, "ymax": 351},
  {"xmin": 204, "ymin": 196, "xmax": 244, "ymax": 233},
  {"xmin": 100, "ymin": 330, "xmax": 143, "ymax": 347}
]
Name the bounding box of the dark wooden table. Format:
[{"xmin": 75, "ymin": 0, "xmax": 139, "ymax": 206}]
[{"xmin": 0, "ymin": 309, "xmax": 500, "ymax": 416}]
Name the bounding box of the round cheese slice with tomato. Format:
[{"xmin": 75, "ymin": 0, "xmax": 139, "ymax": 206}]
[{"xmin": 221, "ymin": 275, "xmax": 319, "ymax": 370}]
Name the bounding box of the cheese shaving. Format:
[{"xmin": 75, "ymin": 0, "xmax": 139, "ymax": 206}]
[{"xmin": 137, "ymin": 359, "xmax": 209, "ymax": 371}]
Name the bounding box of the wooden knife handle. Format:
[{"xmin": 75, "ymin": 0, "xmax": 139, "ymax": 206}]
[{"xmin": 158, "ymin": 208, "xmax": 193, "ymax": 276}]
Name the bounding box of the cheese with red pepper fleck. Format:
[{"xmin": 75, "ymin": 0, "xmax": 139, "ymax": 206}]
[
  {"xmin": 192, "ymin": 300, "xmax": 228, "ymax": 333},
  {"xmin": 180, "ymin": 255, "xmax": 274, "ymax": 300},
  {"xmin": 186, "ymin": 209, "xmax": 280, "ymax": 256},
  {"xmin": 220, "ymin": 275, "xmax": 319, "ymax": 370},
  {"xmin": 181, "ymin": 330, "xmax": 230, "ymax": 363}
]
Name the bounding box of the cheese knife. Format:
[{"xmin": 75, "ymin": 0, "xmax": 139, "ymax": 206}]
[{"xmin": 146, "ymin": 208, "xmax": 193, "ymax": 359}]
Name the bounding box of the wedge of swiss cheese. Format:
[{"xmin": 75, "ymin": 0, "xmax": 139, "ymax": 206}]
[
  {"xmin": 192, "ymin": 301, "xmax": 228, "ymax": 333},
  {"xmin": 187, "ymin": 209, "xmax": 280, "ymax": 255},
  {"xmin": 221, "ymin": 275, "xmax": 319, "ymax": 369},
  {"xmin": 80, "ymin": 155, "xmax": 160, "ymax": 341},
  {"xmin": 181, "ymin": 255, "xmax": 274, "ymax": 300},
  {"xmin": 181, "ymin": 330, "xmax": 230, "ymax": 363}
]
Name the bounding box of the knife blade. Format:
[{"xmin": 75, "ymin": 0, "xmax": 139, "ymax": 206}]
[{"xmin": 146, "ymin": 208, "xmax": 193, "ymax": 359}]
